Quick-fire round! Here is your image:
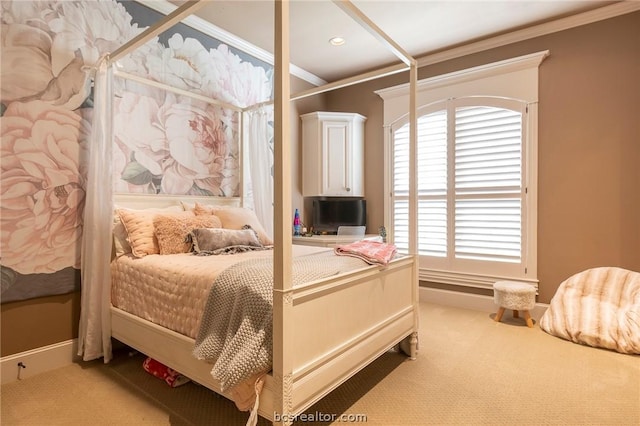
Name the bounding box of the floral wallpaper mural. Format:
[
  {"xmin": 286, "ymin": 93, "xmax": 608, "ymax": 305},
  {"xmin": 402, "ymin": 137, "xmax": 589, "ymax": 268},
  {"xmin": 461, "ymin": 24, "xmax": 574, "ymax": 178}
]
[
  {"xmin": 112, "ymin": 84, "xmax": 241, "ymax": 196},
  {"xmin": 1, "ymin": 0, "xmax": 273, "ymax": 303}
]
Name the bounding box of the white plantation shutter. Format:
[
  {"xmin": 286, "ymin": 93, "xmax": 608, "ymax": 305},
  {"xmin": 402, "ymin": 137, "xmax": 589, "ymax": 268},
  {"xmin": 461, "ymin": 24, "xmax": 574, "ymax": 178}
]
[
  {"xmin": 455, "ymin": 198, "xmax": 521, "ymax": 261},
  {"xmin": 454, "ymin": 105, "xmax": 523, "ymax": 263},
  {"xmin": 419, "ymin": 199, "xmax": 447, "ymax": 257},
  {"xmin": 393, "ymin": 199, "xmax": 409, "ymax": 249},
  {"xmin": 392, "ymin": 124, "xmax": 410, "ymax": 250},
  {"xmin": 393, "ymin": 110, "xmax": 448, "ymax": 256},
  {"xmin": 418, "ymin": 110, "xmax": 447, "ymax": 257},
  {"xmin": 391, "ymin": 97, "xmax": 527, "ymax": 277}
]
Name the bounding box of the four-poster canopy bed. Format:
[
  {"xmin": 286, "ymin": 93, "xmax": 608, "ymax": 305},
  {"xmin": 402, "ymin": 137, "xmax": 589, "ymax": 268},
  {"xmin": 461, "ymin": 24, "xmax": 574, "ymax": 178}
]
[{"xmin": 78, "ymin": 1, "xmax": 420, "ymax": 424}]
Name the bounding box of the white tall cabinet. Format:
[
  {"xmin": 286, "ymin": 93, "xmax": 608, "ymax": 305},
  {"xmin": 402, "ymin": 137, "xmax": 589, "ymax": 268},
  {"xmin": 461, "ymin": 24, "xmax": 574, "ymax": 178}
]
[{"xmin": 301, "ymin": 111, "xmax": 366, "ymax": 197}]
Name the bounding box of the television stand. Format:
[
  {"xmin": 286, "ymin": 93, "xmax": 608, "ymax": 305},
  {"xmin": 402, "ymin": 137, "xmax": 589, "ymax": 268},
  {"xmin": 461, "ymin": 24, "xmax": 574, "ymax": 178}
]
[{"xmin": 292, "ymin": 234, "xmax": 382, "ymax": 248}]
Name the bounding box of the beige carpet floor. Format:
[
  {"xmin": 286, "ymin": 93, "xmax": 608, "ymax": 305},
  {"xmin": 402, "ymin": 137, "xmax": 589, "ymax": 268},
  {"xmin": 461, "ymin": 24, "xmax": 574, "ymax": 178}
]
[{"xmin": 2, "ymin": 302, "xmax": 638, "ymax": 425}]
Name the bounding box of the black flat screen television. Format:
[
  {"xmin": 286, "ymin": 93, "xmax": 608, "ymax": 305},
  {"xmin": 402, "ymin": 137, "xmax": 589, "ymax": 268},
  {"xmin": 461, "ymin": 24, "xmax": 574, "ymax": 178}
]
[{"xmin": 312, "ymin": 199, "xmax": 366, "ymax": 234}]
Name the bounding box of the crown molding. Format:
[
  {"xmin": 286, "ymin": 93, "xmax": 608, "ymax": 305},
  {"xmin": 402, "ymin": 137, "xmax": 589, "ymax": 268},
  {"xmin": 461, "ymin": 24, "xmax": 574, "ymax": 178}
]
[
  {"xmin": 417, "ymin": 1, "xmax": 640, "ymax": 68},
  {"xmin": 376, "ymin": 50, "xmax": 549, "ymax": 100},
  {"xmin": 135, "ymin": 0, "xmax": 327, "ymax": 87}
]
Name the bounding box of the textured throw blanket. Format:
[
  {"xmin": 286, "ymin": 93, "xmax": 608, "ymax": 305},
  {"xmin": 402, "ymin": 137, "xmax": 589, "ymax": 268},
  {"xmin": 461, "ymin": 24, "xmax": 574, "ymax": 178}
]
[
  {"xmin": 539, "ymin": 267, "xmax": 640, "ymax": 354},
  {"xmin": 192, "ymin": 250, "xmax": 366, "ymax": 392},
  {"xmin": 334, "ymin": 240, "xmax": 397, "ymax": 266}
]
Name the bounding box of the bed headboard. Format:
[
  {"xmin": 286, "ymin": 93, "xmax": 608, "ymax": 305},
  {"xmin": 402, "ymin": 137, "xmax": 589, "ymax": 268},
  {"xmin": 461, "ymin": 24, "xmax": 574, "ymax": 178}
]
[
  {"xmin": 111, "ymin": 193, "xmax": 244, "ymax": 260},
  {"xmin": 113, "ymin": 193, "xmax": 242, "ymax": 209}
]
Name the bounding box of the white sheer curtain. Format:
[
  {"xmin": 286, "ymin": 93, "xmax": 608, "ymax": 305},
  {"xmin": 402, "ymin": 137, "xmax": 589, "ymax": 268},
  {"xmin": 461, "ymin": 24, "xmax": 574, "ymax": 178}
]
[
  {"xmin": 244, "ymin": 106, "xmax": 274, "ymax": 239},
  {"xmin": 76, "ymin": 61, "xmax": 273, "ymax": 362},
  {"xmin": 77, "ymin": 57, "xmax": 114, "ymax": 362}
]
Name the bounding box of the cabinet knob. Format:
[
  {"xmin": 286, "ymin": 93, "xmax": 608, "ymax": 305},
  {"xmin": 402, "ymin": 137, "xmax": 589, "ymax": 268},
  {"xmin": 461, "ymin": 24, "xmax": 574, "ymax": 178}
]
[{"xmin": 346, "ymin": 187, "xmax": 351, "ymax": 192}]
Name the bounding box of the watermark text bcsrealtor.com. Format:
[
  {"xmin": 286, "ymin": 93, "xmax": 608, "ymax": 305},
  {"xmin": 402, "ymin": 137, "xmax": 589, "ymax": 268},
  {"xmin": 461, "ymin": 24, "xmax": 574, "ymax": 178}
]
[{"xmin": 273, "ymin": 411, "xmax": 367, "ymax": 423}]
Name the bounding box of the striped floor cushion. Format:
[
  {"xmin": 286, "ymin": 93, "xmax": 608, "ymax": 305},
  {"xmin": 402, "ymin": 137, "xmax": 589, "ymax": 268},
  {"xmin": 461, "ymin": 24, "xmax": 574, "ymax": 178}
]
[{"xmin": 539, "ymin": 267, "xmax": 640, "ymax": 354}]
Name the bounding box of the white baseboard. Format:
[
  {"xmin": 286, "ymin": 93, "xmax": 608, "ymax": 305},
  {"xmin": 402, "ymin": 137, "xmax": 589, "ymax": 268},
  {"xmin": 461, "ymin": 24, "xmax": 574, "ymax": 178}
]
[
  {"xmin": 419, "ymin": 286, "xmax": 548, "ymax": 321},
  {"xmin": 1, "ymin": 339, "xmax": 79, "ymax": 385}
]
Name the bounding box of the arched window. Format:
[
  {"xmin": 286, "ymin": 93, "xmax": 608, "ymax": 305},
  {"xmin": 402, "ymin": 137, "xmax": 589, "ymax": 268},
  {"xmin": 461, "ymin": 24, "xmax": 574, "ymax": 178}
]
[{"xmin": 377, "ymin": 51, "xmax": 547, "ymax": 289}]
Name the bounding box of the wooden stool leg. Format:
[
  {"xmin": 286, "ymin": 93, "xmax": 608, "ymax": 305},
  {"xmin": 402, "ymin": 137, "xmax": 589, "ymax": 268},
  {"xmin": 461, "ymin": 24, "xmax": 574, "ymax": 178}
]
[
  {"xmin": 523, "ymin": 310, "xmax": 534, "ymax": 328},
  {"xmin": 513, "ymin": 310, "xmax": 519, "ymax": 319},
  {"xmin": 495, "ymin": 307, "xmax": 505, "ymax": 322}
]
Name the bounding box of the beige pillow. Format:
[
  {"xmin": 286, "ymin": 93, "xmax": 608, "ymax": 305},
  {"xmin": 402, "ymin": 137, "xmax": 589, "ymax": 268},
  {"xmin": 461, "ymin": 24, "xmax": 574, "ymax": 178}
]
[
  {"xmin": 113, "ymin": 214, "xmax": 132, "ymax": 257},
  {"xmin": 154, "ymin": 211, "xmax": 222, "ymax": 255},
  {"xmin": 193, "ymin": 203, "xmax": 273, "ymax": 246},
  {"xmin": 116, "ymin": 206, "xmax": 182, "ymax": 257}
]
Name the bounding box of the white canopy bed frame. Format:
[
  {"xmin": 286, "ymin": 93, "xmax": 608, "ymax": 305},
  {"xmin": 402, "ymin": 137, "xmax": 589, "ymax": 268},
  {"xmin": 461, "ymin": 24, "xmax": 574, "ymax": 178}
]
[{"xmin": 78, "ymin": 1, "xmax": 420, "ymax": 424}]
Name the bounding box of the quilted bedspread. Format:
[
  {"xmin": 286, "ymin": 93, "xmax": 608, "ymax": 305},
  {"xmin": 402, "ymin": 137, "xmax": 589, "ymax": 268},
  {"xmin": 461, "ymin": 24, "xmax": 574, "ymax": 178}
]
[
  {"xmin": 539, "ymin": 267, "xmax": 640, "ymax": 354},
  {"xmin": 192, "ymin": 250, "xmax": 367, "ymax": 392}
]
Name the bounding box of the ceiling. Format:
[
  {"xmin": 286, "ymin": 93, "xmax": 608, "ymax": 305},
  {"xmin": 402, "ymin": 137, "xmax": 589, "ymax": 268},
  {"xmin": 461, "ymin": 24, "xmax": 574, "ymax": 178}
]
[{"xmin": 170, "ymin": 1, "xmax": 622, "ymax": 84}]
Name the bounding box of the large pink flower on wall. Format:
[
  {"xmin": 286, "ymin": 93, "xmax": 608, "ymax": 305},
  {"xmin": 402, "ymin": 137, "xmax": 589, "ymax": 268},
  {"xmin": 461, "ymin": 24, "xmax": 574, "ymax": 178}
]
[
  {"xmin": 0, "ymin": 0, "xmax": 147, "ymax": 288},
  {"xmin": 112, "ymin": 91, "xmax": 168, "ymax": 192},
  {"xmin": 112, "ymin": 91, "xmax": 239, "ymax": 196},
  {"xmin": 162, "ymin": 101, "xmax": 238, "ymax": 196},
  {"xmin": 147, "ymin": 33, "xmax": 272, "ymax": 108},
  {"xmin": 147, "ymin": 34, "xmax": 209, "ymax": 91},
  {"xmin": 0, "ymin": 0, "xmax": 146, "ymax": 110},
  {"xmin": 117, "ymin": 32, "xmax": 272, "ymax": 197},
  {"xmin": 0, "ymin": 101, "xmax": 89, "ymax": 274},
  {"xmin": 206, "ymin": 43, "xmax": 272, "ymax": 107}
]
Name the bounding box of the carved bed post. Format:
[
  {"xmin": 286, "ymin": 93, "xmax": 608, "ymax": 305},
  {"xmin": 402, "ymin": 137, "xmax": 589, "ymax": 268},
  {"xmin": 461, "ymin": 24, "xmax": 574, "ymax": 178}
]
[{"xmin": 272, "ymin": 1, "xmax": 293, "ymax": 425}]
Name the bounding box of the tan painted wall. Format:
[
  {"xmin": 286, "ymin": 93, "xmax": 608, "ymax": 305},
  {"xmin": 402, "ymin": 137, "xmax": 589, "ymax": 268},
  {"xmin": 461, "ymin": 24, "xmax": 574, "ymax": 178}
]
[
  {"xmin": 325, "ymin": 12, "xmax": 640, "ymax": 303},
  {"xmin": 1, "ymin": 293, "xmax": 80, "ymax": 357}
]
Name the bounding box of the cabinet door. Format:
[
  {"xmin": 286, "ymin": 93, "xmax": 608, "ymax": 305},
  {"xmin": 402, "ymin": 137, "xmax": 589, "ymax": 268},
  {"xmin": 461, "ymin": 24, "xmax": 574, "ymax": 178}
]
[
  {"xmin": 301, "ymin": 111, "xmax": 365, "ymax": 197},
  {"xmin": 322, "ymin": 120, "xmax": 353, "ymax": 196}
]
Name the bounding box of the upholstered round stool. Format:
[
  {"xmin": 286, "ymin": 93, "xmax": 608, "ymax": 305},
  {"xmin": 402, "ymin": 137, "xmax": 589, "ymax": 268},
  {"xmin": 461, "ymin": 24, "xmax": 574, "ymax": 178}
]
[{"xmin": 493, "ymin": 281, "xmax": 536, "ymax": 328}]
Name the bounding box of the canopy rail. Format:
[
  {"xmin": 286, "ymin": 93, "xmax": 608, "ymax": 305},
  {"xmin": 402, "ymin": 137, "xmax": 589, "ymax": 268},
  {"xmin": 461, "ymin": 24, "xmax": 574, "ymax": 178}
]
[
  {"xmin": 332, "ymin": 0, "xmax": 415, "ymax": 67},
  {"xmin": 291, "ymin": 62, "xmax": 409, "ymax": 101},
  {"xmin": 113, "ymin": 63, "xmax": 410, "ymax": 112},
  {"xmin": 242, "ymin": 100, "xmax": 274, "ymax": 113},
  {"xmin": 108, "ymin": 0, "xmax": 205, "ymax": 66},
  {"xmin": 113, "ymin": 69, "xmax": 243, "ymax": 113}
]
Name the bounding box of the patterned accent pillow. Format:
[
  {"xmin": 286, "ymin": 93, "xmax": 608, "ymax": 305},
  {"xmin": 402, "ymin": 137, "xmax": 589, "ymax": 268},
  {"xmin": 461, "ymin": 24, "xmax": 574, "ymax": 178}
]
[
  {"xmin": 113, "ymin": 205, "xmax": 184, "ymax": 258},
  {"xmin": 193, "ymin": 203, "xmax": 273, "ymax": 246},
  {"xmin": 154, "ymin": 212, "xmax": 222, "ymax": 255},
  {"xmin": 190, "ymin": 227, "xmax": 263, "ymax": 254},
  {"xmin": 116, "ymin": 206, "xmax": 182, "ymax": 257}
]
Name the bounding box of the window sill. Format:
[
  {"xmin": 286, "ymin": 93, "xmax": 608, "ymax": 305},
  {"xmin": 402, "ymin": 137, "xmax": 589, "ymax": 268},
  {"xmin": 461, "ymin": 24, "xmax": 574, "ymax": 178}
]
[{"xmin": 419, "ymin": 268, "xmax": 539, "ymax": 293}]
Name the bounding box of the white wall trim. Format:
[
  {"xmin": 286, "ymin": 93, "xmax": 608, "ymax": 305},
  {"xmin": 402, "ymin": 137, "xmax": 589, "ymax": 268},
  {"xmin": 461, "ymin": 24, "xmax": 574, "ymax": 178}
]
[
  {"xmin": 1, "ymin": 339, "xmax": 79, "ymax": 385},
  {"xmin": 420, "ymin": 269, "xmax": 539, "ymax": 293},
  {"xmin": 419, "ymin": 286, "xmax": 548, "ymax": 321},
  {"xmin": 377, "ymin": 50, "xmax": 549, "ymax": 100}
]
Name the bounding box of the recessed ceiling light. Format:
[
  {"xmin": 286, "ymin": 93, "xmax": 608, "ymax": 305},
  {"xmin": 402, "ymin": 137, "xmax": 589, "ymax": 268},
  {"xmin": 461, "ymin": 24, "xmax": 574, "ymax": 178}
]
[{"xmin": 329, "ymin": 36, "xmax": 345, "ymax": 46}]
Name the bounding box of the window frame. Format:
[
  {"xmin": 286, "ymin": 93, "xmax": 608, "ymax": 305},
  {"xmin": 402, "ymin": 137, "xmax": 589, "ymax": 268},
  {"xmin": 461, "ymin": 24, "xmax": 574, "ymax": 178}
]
[
  {"xmin": 391, "ymin": 97, "xmax": 529, "ymax": 276},
  {"xmin": 377, "ymin": 51, "xmax": 548, "ymax": 290}
]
